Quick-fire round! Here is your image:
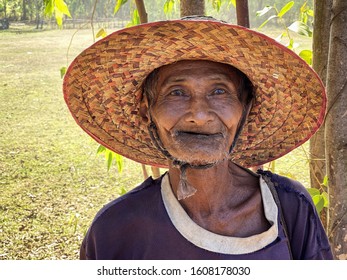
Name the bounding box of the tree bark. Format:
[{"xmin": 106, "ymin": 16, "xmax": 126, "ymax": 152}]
[
  {"xmin": 236, "ymin": 0, "xmax": 250, "ymax": 28},
  {"xmin": 135, "ymin": 0, "xmax": 148, "ymax": 24},
  {"xmin": 4, "ymin": 0, "xmax": 7, "ymax": 18},
  {"xmin": 310, "ymin": 0, "xmax": 333, "ymax": 230},
  {"xmin": 325, "ymin": 0, "xmax": 347, "ymax": 260},
  {"xmin": 22, "ymin": 0, "xmax": 28, "ymax": 20},
  {"xmin": 180, "ymin": 0, "xmax": 205, "ymax": 17}
]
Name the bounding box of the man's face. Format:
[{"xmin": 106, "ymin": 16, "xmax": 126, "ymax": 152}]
[{"xmin": 149, "ymin": 60, "xmax": 244, "ymax": 166}]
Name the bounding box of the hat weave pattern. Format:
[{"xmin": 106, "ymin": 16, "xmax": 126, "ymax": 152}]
[{"xmin": 63, "ymin": 20, "xmax": 326, "ymax": 168}]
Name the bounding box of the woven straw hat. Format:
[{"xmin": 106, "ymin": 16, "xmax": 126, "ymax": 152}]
[{"xmin": 63, "ymin": 18, "xmax": 326, "ymax": 168}]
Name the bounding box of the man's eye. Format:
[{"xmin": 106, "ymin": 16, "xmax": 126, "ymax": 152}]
[
  {"xmin": 212, "ymin": 88, "xmax": 227, "ymax": 95},
  {"xmin": 170, "ymin": 89, "xmax": 185, "ymax": 96}
]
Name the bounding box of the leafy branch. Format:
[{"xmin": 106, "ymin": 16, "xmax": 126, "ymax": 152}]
[
  {"xmin": 43, "ymin": 0, "xmax": 71, "ymax": 27},
  {"xmin": 96, "ymin": 145, "xmax": 124, "ymax": 173},
  {"xmin": 256, "ymin": 1, "xmax": 314, "ymax": 64}
]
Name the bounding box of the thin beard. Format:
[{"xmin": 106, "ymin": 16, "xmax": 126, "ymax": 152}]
[{"xmin": 165, "ymin": 140, "xmax": 231, "ymax": 166}]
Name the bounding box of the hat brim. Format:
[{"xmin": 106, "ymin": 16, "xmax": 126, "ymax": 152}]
[{"xmin": 63, "ymin": 19, "xmax": 326, "ymax": 168}]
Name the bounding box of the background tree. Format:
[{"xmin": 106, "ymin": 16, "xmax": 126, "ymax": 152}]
[
  {"xmin": 0, "ymin": 0, "xmax": 7, "ymax": 18},
  {"xmin": 325, "ymin": 0, "xmax": 347, "ymax": 260},
  {"xmin": 181, "ymin": 0, "xmax": 205, "ymax": 16},
  {"xmin": 21, "ymin": 0, "xmax": 27, "ymax": 20},
  {"xmin": 310, "ymin": 0, "xmax": 332, "ymax": 230}
]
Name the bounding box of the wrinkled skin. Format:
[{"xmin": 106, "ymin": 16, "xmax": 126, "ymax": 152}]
[
  {"xmin": 149, "ymin": 60, "xmax": 244, "ymax": 166},
  {"xmin": 141, "ymin": 60, "xmax": 270, "ymax": 237}
]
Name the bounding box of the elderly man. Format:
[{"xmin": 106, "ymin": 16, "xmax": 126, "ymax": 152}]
[{"xmin": 63, "ymin": 17, "xmax": 333, "ymax": 259}]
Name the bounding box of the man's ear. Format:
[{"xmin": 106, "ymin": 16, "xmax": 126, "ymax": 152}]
[{"xmin": 139, "ymin": 96, "xmax": 150, "ymax": 124}]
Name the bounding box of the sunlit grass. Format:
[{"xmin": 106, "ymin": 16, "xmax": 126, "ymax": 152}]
[{"xmin": 0, "ymin": 27, "xmax": 144, "ymax": 259}]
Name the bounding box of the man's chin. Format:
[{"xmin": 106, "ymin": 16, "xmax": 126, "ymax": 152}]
[
  {"xmin": 170, "ymin": 152, "xmax": 229, "ymax": 167},
  {"xmin": 164, "ymin": 139, "xmax": 231, "ymax": 166}
]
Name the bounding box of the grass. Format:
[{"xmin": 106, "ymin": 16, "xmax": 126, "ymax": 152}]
[
  {"xmin": 0, "ymin": 26, "xmax": 145, "ymax": 259},
  {"xmin": 0, "ymin": 24, "xmax": 312, "ymax": 259}
]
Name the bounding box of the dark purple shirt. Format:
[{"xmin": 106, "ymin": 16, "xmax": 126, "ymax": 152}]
[{"xmin": 80, "ymin": 171, "xmax": 333, "ymax": 260}]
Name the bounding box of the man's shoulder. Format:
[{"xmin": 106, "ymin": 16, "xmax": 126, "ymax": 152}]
[
  {"xmin": 92, "ymin": 175, "xmax": 164, "ymax": 225},
  {"xmin": 257, "ymin": 170, "xmax": 333, "ymax": 260},
  {"xmin": 258, "ymin": 169, "xmax": 313, "ymax": 206},
  {"xmin": 80, "ymin": 175, "xmax": 169, "ymax": 259}
]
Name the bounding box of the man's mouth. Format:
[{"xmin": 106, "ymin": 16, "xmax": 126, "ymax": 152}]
[{"xmin": 174, "ymin": 131, "xmax": 224, "ymax": 140}]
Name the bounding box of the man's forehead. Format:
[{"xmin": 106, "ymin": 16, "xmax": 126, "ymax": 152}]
[
  {"xmin": 156, "ymin": 60, "xmax": 243, "ymax": 84},
  {"xmin": 161, "ymin": 73, "xmax": 237, "ymax": 85}
]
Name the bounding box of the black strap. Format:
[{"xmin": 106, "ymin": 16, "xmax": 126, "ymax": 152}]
[{"xmin": 261, "ymin": 174, "xmax": 294, "ymax": 260}]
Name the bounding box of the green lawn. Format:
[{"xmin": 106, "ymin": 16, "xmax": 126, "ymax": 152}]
[
  {"xmin": 0, "ymin": 26, "xmax": 146, "ymax": 259},
  {"xmin": 0, "ymin": 25, "xmax": 312, "ymax": 259}
]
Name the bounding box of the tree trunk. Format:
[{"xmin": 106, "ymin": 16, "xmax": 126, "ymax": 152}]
[
  {"xmin": 325, "ymin": 0, "xmax": 347, "ymax": 260},
  {"xmin": 236, "ymin": 0, "xmax": 250, "ymax": 28},
  {"xmin": 4, "ymin": 0, "xmax": 7, "ymax": 18},
  {"xmin": 310, "ymin": 0, "xmax": 333, "ymax": 230},
  {"xmin": 180, "ymin": 0, "xmax": 205, "ymax": 17},
  {"xmin": 135, "ymin": 0, "xmax": 147, "ymax": 24},
  {"xmin": 22, "ymin": 0, "xmax": 27, "ymax": 20}
]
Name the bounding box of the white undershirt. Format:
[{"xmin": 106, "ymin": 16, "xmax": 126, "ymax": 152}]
[{"xmin": 161, "ymin": 173, "xmax": 278, "ymax": 254}]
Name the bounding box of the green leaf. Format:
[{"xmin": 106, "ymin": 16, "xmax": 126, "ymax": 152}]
[
  {"xmin": 55, "ymin": 8, "xmax": 63, "ymax": 27},
  {"xmin": 55, "ymin": 0, "xmax": 71, "ymax": 17},
  {"xmin": 114, "ymin": 0, "xmax": 128, "ymax": 15},
  {"xmin": 312, "ymin": 195, "xmax": 325, "ymax": 214},
  {"xmin": 288, "ymin": 21, "xmax": 313, "ymax": 37},
  {"xmin": 278, "ymin": 1, "xmax": 294, "ymax": 18},
  {"xmin": 96, "ymin": 28, "xmax": 107, "ymax": 39},
  {"xmin": 126, "ymin": 9, "xmax": 140, "ymax": 27},
  {"xmin": 229, "ymin": 0, "xmax": 236, "ymax": 8},
  {"xmin": 258, "ymin": 15, "xmax": 278, "ymax": 29},
  {"xmin": 60, "ymin": 66, "xmax": 67, "ymax": 78},
  {"xmin": 96, "ymin": 145, "xmax": 124, "ymax": 173},
  {"xmin": 115, "ymin": 153, "xmax": 123, "ymax": 174},
  {"xmin": 44, "ymin": 0, "xmax": 55, "ymax": 16},
  {"xmin": 300, "ymin": 1, "xmax": 307, "ymax": 13},
  {"xmin": 307, "ymin": 188, "xmax": 320, "ymax": 197},
  {"xmin": 164, "ymin": 0, "xmax": 175, "ymax": 15},
  {"xmin": 43, "ymin": 0, "xmax": 71, "ymax": 27},
  {"xmin": 307, "ymin": 9, "xmax": 314, "ymax": 17},
  {"xmin": 256, "ymin": 6, "xmax": 273, "ymax": 17},
  {"xmin": 275, "ymin": 31, "xmax": 288, "ymax": 42},
  {"xmin": 275, "ymin": 31, "xmax": 284, "ymax": 41},
  {"xmin": 322, "ymin": 175, "xmax": 329, "ymax": 187},
  {"xmin": 299, "ymin": 49, "xmax": 312, "ymax": 65},
  {"xmin": 286, "ymin": 38, "xmax": 295, "ymax": 49},
  {"xmin": 322, "ymin": 191, "xmax": 329, "ymax": 207},
  {"xmin": 106, "ymin": 150, "xmax": 113, "ymax": 171},
  {"xmin": 134, "ymin": 9, "xmax": 140, "ymax": 25},
  {"xmin": 96, "ymin": 145, "xmax": 106, "ymax": 155},
  {"xmin": 212, "ymin": 0, "xmax": 222, "ymax": 12},
  {"xmin": 118, "ymin": 186, "xmax": 128, "ymax": 196}
]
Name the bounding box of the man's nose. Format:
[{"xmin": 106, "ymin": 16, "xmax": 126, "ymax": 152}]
[{"xmin": 184, "ymin": 96, "xmax": 214, "ymax": 125}]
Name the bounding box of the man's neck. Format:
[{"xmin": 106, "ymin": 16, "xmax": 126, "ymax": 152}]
[
  {"xmin": 167, "ymin": 160, "xmax": 268, "ymax": 237},
  {"xmin": 168, "ymin": 161, "xmax": 250, "ymax": 213}
]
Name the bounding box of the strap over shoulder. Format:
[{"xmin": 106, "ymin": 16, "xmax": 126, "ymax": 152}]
[{"xmin": 257, "ymin": 170, "xmax": 293, "ymax": 259}]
